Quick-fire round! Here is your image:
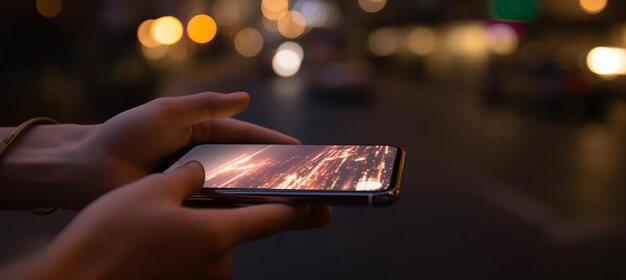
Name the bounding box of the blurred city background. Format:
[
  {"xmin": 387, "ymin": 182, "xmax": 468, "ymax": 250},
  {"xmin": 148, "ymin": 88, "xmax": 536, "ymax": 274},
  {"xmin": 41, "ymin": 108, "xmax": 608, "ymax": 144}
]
[{"xmin": 1, "ymin": 0, "xmax": 625, "ymax": 279}]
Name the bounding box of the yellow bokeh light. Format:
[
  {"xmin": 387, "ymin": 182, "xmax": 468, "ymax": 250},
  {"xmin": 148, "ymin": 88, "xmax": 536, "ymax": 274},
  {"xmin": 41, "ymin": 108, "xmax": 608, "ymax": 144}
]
[
  {"xmin": 187, "ymin": 14, "xmax": 218, "ymax": 44},
  {"xmin": 262, "ymin": 17, "xmax": 279, "ymax": 33},
  {"xmin": 36, "ymin": 0, "xmax": 62, "ymax": 18},
  {"xmin": 445, "ymin": 23, "xmax": 488, "ymax": 57},
  {"xmin": 407, "ymin": 27, "xmax": 436, "ymax": 56},
  {"xmin": 212, "ymin": 0, "xmax": 243, "ymax": 26},
  {"xmin": 141, "ymin": 44, "xmax": 168, "ymax": 60},
  {"xmin": 137, "ymin": 20, "xmax": 159, "ymax": 48},
  {"xmin": 579, "ymin": 0, "xmax": 608, "ymax": 14},
  {"xmin": 358, "ymin": 0, "xmax": 387, "ymax": 13},
  {"xmin": 151, "ymin": 16, "xmax": 184, "ymax": 45},
  {"xmin": 586, "ymin": 47, "xmax": 626, "ymax": 76},
  {"xmin": 262, "ymin": 0, "xmax": 289, "ymax": 20},
  {"xmin": 168, "ymin": 39, "xmax": 195, "ymax": 61},
  {"xmin": 234, "ymin": 28, "xmax": 264, "ymax": 57},
  {"xmin": 368, "ymin": 28, "xmax": 398, "ymax": 56},
  {"xmin": 277, "ymin": 11, "xmax": 307, "ymax": 39}
]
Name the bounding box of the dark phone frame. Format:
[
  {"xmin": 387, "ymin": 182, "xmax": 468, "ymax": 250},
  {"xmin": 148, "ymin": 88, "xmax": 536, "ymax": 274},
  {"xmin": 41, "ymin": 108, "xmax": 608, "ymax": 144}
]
[{"xmin": 157, "ymin": 144, "xmax": 406, "ymax": 207}]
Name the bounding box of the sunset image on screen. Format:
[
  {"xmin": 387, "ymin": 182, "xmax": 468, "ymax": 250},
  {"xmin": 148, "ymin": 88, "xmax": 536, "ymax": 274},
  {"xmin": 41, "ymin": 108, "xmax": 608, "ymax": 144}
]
[{"xmin": 178, "ymin": 145, "xmax": 397, "ymax": 192}]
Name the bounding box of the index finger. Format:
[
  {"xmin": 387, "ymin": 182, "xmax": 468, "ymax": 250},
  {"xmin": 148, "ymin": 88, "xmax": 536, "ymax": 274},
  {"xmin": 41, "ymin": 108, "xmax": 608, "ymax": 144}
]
[
  {"xmin": 189, "ymin": 118, "xmax": 300, "ymax": 144},
  {"xmin": 154, "ymin": 92, "xmax": 250, "ymax": 126}
]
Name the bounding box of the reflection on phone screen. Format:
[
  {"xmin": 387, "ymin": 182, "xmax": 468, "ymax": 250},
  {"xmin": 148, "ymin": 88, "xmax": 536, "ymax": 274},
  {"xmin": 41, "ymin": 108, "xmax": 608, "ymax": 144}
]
[{"xmin": 168, "ymin": 145, "xmax": 398, "ymax": 192}]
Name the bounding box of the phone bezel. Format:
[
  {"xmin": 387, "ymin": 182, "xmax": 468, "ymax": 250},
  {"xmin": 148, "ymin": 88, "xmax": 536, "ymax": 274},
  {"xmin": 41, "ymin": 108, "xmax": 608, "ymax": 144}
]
[{"xmin": 160, "ymin": 144, "xmax": 406, "ymax": 207}]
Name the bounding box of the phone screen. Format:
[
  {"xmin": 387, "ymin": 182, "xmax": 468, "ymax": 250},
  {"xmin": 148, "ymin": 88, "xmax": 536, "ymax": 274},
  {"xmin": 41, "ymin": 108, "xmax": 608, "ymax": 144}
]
[{"xmin": 165, "ymin": 144, "xmax": 400, "ymax": 192}]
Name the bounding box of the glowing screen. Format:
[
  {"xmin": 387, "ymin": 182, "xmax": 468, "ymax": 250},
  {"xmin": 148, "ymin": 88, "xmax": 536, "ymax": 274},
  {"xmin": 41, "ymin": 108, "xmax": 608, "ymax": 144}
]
[{"xmin": 166, "ymin": 145, "xmax": 398, "ymax": 192}]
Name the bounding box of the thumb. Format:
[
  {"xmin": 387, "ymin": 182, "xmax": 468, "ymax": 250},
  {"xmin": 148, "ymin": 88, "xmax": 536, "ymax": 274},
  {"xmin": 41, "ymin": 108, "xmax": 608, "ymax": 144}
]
[{"xmin": 153, "ymin": 161, "xmax": 205, "ymax": 202}]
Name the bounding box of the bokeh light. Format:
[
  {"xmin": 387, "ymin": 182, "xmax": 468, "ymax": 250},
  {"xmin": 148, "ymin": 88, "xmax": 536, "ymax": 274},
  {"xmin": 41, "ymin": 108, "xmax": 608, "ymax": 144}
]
[
  {"xmin": 262, "ymin": 17, "xmax": 279, "ymax": 33},
  {"xmin": 489, "ymin": 0, "xmax": 540, "ymax": 22},
  {"xmin": 368, "ymin": 28, "xmax": 398, "ymax": 56},
  {"xmin": 141, "ymin": 44, "xmax": 168, "ymax": 60},
  {"xmin": 234, "ymin": 28, "xmax": 264, "ymax": 57},
  {"xmin": 294, "ymin": 0, "xmax": 340, "ymax": 28},
  {"xmin": 168, "ymin": 39, "xmax": 195, "ymax": 61},
  {"xmin": 358, "ymin": 0, "xmax": 387, "ymax": 13},
  {"xmin": 445, "ymin": 23, "xmax": 488, "ymax": 57},
  {"xmin": 486, "ymin": 23, "xmax": 519, "ymax": 55},
  {"xmin": 212, "ymin": 0, "xmax": 247, "ymax": 27},
  {"xmin": 36, "ymin": 0, "xmax": 62, "ymax": 18},
  {"xmin": 272, "ymin": 41, "xmax": 304, "ymax": 77},
  {"xmin": 579, "ymin": 0, "xmax": 608, "ymax": 14},
  {"xmin": 279, "ymin": 41, "xmax": 304, "ymax": 60},
  {"xmin": 586, "ymin": 47, "xmax": 626, "ymax": 76},
  {"xmin": 407, "ymin": 27, "xmax": 436, "ymax": 56},
  {"xmin": 277, "ymin": 10, "xmax": 307, "ymax": 39},
  {"xmin": 187, "ymin": 14, "xmax": 218, "ymax": 44},
  {"xmin": 262, "ymin": 0, "xmax": 289, "ymax": 20},
  {"xmin": 151, "ymin": 16, "xmax": 184, "ymax": 45},
  {"xmin": 137, "ymin": 19, "xmax": 159, "ymax": 48}
]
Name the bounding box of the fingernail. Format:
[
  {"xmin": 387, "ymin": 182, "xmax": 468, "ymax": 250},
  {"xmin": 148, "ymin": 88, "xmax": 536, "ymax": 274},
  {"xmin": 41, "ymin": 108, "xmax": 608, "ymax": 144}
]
[
  {"xmin": 228, "ymin": 91, "xmax": 248, "ymax": 97},
  {"xmin": 184, "ymin": 161, "xmax": 204, "ymax": 173}
]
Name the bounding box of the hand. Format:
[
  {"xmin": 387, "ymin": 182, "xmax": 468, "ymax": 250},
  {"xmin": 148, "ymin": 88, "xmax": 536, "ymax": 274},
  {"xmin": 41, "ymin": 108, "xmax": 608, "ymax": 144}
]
[
  {"xmin": 0, "ymin": 92, "xmax": 298, "ymax": 209},
  {"xmin": 0, "ymin": 162, "xmax": 332, "ymax": 279},
  {"xmin": 85, "ymin": 91, "xmax": 299, "ymax": 207}
]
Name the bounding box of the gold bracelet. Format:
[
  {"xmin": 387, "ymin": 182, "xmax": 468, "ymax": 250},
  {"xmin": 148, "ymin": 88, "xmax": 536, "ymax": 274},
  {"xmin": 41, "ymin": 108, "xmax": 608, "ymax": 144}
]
[{"xmin": 1, "ymin": 117, "xmax": 60, "ymax": 215}]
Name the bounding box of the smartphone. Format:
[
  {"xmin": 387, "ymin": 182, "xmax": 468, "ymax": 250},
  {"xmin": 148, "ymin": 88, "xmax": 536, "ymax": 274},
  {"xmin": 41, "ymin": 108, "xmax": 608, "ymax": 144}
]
[{"xmin": 163, "ymin": 144, "xmax": 405, "ymax": 206}]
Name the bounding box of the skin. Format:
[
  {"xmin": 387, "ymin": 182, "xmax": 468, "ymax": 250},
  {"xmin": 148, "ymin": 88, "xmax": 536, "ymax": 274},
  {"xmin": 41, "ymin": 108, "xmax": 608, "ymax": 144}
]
[
  {"xmin": 0, "ymin": 92, "xmax": 298, "ymax": 209},
  {"xmin": 0, "ymin": 92, "xmax": 332, "ymax": 279}
]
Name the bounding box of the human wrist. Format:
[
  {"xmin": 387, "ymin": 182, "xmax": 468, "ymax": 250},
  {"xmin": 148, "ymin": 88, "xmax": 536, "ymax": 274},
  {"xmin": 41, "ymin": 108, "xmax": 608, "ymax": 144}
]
[{"xmin": 0, "ymin": 124, "xmax": 97, "ymax": 209}]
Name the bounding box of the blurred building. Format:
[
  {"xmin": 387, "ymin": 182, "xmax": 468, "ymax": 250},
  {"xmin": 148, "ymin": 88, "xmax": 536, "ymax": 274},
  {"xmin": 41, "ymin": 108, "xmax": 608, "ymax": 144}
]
[{"xmin": 0, "ymin": 1, "xmax": 625, "ymax": 279}]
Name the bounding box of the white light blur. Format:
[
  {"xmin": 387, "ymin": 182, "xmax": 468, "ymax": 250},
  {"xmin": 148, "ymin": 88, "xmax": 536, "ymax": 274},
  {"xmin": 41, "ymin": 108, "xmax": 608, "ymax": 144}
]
[
  {"xmin": 294, "ymin": 0, "xmax": 340, "ymax": 28},
  {"xmin": 151, "ymin": 16, "xmax": 184, "ymax": 45},
  {"xmin": 368, "ymin": 27, "xmax": 398, "ymax": 56},
  {"xmin": 586, "ymin": 47, "xmax": 626, "ymax": 76},
  {"xmin": 278, "ymin": 41, "xmax": 304, "ymax": 60},
  {"xmin": 356, "ymin": 180, "xmax": 383, "ymax": 191},
  {"xmin": 272, "ymin": 41, "xmax": 304, "ymax": 77},
  {"xmin": 486, "ymin": 23, "xmax": 519, "ymax": 55}
]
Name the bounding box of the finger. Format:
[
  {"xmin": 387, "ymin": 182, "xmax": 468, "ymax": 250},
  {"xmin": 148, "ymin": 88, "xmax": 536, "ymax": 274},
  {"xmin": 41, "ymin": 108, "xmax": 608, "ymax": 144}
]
[
  {"xmin": 189, "ymin": 118, "xmax": 300, "ymax": 145},
  {"xmin": 152, "ymin": 161, "xmax": 205, "ymax": 202},
  {"xmin": 154, "ymin": 92, "xmax": 250, "ymax": 126},
  {"xmin": 200, "ymin": 204, "xmax": 309, "ymax": 245},
  {"xmin": 290, "ymin": 206, "xmax": 333, "ymax": 230}
]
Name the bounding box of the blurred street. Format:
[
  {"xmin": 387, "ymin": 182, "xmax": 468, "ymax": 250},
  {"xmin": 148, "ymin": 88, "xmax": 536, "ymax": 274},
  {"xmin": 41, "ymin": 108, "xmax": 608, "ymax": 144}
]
[{"xmin": 1, "ymin": 0, "xmax": 625, "ymax": 279}]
